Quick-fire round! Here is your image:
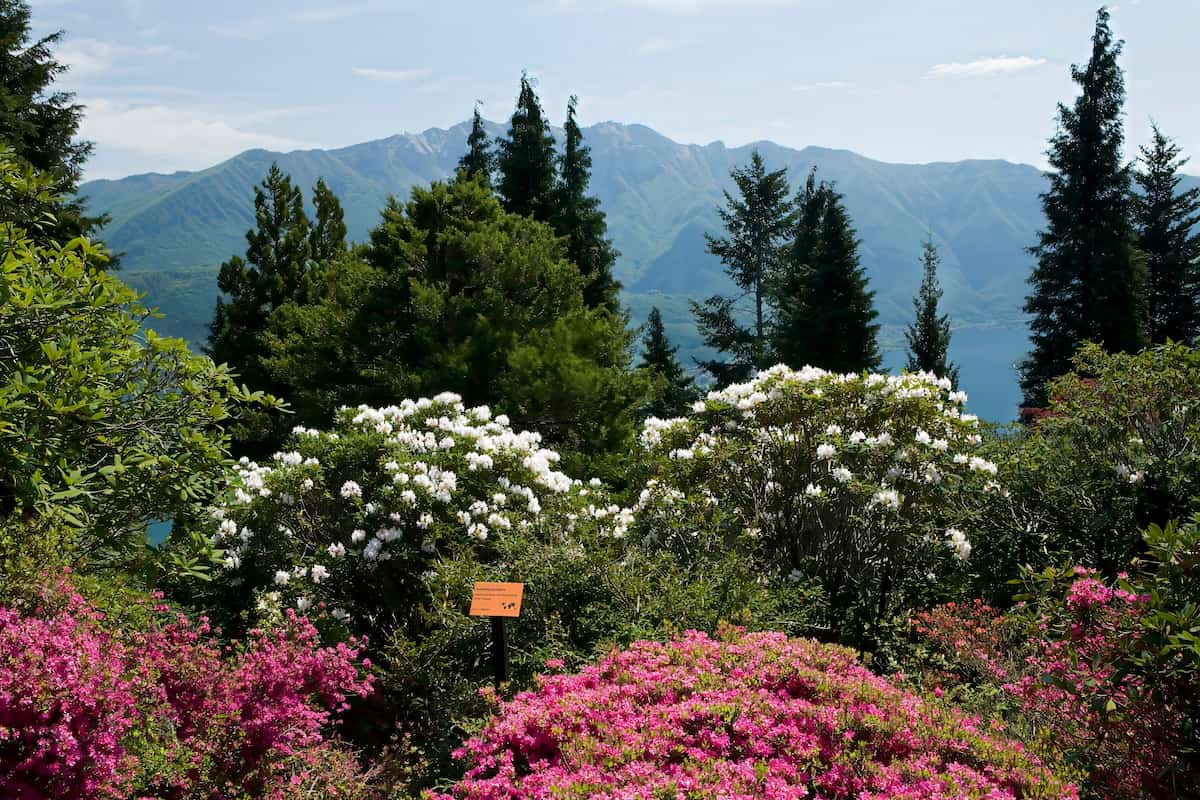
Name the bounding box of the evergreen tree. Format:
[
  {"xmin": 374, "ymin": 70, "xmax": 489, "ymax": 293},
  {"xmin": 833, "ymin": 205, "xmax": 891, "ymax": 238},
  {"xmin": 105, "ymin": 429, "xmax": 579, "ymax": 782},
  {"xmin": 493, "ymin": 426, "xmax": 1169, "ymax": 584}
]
[
  {"xmin": 904, "ymin": 236, "xmax": 959, "ymax": 386},
  {"xmin": 208, "ymin": 164, "xmax": 313, "ymax": 396},
  {"xmin": 638, "ymin": 307, "xmax": 697, "ymax": 418},
  {"xmin": 1020, "ymin": 7, "xmax": 1145, "ymax": 409},
  {"xmin": 1133, "ymin": 124, "xmax": 1200, "ymax": 344},
  {"xmin": 770, "ymin": 170, "xmax": 880, "ymax": 373},
  {"xmin": 496, "ymin": 73, "xmax": 557, "ymax": 223},
  {"xmin": 692, "ymin": 150, "xmax": 794, "ymax": 384},
  {"xmin": 553, "ymin": 95, "xmax": 620, "ymax": 311},
  {"xmin": 458, "ymin": 104, "xmax": 495, "ymax": 188},
  {"xmin": 0, "ymin": 0, "xmax": 104, "ymax": 242},
  {"xmin": 309, "ymin": 177, "xmax": 347, "ymax": 265}
]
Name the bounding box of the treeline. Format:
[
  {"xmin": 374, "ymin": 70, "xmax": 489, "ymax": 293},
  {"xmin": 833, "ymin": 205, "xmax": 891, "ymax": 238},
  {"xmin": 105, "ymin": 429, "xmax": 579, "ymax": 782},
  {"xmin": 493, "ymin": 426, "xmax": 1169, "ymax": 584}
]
[{"xmin": 1021, "ymin": 8, "xmax": 1200, "ymax": 408}]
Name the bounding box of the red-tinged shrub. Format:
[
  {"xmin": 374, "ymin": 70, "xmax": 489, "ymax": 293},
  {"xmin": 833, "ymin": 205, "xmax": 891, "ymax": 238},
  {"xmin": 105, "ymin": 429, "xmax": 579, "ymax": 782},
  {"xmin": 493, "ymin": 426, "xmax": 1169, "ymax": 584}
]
[
  {"xmin": 0, "ymin": 577, "xmax": 375, "ymax": 800},
  {"xmin": 429, "ymin": 628, "xmax": 1077, "ymax": 800},
  {"xmin": 915, "ymin": 568, "xmax": 1190, "ymax": 799}
]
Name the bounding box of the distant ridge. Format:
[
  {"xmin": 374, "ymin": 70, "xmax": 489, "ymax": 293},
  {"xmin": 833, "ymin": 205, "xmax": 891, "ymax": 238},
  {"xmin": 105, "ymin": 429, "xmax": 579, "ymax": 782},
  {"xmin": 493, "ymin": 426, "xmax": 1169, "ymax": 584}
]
[{"xmin": 80, "ymin": 120, "xmax": 1200, "ymax": 421}]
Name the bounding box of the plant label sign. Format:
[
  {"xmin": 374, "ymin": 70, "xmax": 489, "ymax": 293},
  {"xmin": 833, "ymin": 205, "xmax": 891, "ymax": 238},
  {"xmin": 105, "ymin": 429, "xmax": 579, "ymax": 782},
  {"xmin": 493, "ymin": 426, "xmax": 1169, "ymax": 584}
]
[{"xmin": 469, "ymin": 582, "xmax": 524, "ymax": 618}]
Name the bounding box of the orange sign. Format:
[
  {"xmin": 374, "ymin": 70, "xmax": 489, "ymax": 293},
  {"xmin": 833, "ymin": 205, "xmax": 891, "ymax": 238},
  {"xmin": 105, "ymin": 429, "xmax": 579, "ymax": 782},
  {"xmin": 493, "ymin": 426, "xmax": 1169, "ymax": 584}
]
[{"xmin": 469, "ymin": 582, "xmax": 524, "ymax": 617}]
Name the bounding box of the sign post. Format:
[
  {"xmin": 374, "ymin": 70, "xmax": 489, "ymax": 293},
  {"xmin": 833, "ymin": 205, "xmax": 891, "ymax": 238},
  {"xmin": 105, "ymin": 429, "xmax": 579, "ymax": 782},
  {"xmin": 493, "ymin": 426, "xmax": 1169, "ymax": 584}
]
[{"xmin": 469, "ymin": 582, "xmax": 524, "ymax": 690}]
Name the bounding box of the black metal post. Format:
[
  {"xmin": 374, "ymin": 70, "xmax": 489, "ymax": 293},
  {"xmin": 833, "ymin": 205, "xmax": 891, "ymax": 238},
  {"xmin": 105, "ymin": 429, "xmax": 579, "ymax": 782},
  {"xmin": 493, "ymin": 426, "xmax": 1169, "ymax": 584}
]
[{"xmin": 491, "ymin": 616, "xmax": 508, "ymax": 690}]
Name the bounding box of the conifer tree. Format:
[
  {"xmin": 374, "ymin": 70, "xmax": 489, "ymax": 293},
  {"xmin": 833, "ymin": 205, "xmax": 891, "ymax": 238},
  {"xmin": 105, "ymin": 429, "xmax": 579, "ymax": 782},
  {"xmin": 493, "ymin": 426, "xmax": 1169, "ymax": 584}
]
[
  {"xmin": 309, "ymin": 177, "xmax": 347, "ymax": 265},
  {"xmin": 496, "ymin": 73, "xmax": 557, "ymax": 223},
  {"xmin": 208, "ymin": 164, "xmax": 313, "ymax": 392},
  {"xmin": 638, "ymin": 306, "xmax": 697, "ymax": 418},
  {"xmin": 1021, "ymin": 7, "xmax": 1145, "ymax": 409},
  {"xmin": 1133, "ymin": 124, "xmax": 1200, "ymax": 344},
  {"xmin": 770, "ymin": 170, "xmax": 880, "ymax": 373},
  {"xmin": 904, "ymin": 236, "xmax": 959, "ymax": 386},
  {"xmin": 553, "ymin": 95, "xmax": 620, "ymax": 311},
  {"xmin": 0, "ymin": 0, "xmax": 104, "ymax": 242},
  {"xmin": 458, "ymin": 104, "xmax": 495, "ymax": 188},
  {"xmin": 692, "ymin": 150, "xmax": 794, "ymax": 384}
]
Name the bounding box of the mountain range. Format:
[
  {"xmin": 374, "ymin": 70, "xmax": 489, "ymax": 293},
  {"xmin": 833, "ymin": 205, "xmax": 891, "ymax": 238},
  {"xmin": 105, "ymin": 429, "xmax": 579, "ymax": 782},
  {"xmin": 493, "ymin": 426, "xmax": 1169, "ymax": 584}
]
[{"xmin": 79, "ymin": 119, "xmax": 1200, "ymax": 422}]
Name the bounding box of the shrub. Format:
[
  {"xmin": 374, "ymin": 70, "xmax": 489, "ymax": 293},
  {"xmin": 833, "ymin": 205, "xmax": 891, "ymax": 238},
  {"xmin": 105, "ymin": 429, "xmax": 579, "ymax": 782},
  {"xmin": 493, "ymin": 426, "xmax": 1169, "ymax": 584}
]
[
  {"xmin": 0, "ymin": 575, "xmax": 374, "ymax": 799},
  {"xmin": 636, "ymin": 364, "xmax": 1001, "ymax": 647},
  {"xmin": 431, "ymin": 628, "xmax": 1077, "ymax": 800},
  {"xmin": 915, "ymin": 517, "xmax": 1200, "ymax": 799},
  {"xmin": 0, "ymin": 149, "xmax": 277, "ymax": 565},
  {"xmin": 988, "ymin": 342, "xmax": 1200, "ymax": 579}
]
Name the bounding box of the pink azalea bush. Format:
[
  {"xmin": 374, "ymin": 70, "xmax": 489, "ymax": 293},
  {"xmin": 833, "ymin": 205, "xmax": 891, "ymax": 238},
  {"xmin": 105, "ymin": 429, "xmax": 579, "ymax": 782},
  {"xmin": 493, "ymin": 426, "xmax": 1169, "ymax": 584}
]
[
  {"xmin": 431, "ymin": 628, "xmax": 1076, "ymax": 800},
  {"xmin": 0, "ymin": 576, "xmax": 375, "ymax": 799},
  {"xmin": 915, "ymin": 569, "xmax": 1188, "ymax": 800}
]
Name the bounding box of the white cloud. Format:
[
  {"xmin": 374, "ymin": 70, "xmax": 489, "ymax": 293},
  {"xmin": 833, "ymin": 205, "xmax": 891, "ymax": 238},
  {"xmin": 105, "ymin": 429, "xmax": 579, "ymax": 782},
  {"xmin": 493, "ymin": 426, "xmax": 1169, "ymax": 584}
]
[
  {"xmin": 626, "ymin": 0, "xmax": 793, "ymax": 11},
  {"xmin": 352, "ymin": 67, "xmax": 431, "ymax": 82},
  {"xmin": 637, "ymin": 37, "xmax": 684, "ymax": 55},
  {"xmin": 213, "ymin": 2, "xmax": 390, "ymax": 39},
  {"xmin": 793, "ymin": 81, "xmax": 852, "ymax": 92},
  {"xmin": 78, "ymin": 98, "xmax": 317, "ymax": 178},
  {"xmin": 925, "ymin": 55, "xmax": 1047, "ymax": 79},
  {"xmin": 54, "ymin": 37, "xmax": 182, "ymax": 78}
]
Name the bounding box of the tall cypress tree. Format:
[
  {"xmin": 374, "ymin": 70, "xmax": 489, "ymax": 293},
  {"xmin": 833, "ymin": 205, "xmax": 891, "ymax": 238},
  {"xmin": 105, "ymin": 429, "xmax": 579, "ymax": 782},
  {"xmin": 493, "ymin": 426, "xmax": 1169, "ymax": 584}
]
[
  {"xmin": 692, "ymin": 150, "xmax": 794, "ymax": 384},
  {"xmin": 638, "ymin": 306, "xmax": 697, "ymax": 418},
  {"xmin": 770, "ymin": 170, "xmax": 879, "ymax": 372},
  {"xmin": 208, "ymin": 164, "xmax": 313, "ymax": 390},
  {"xmin": 1133, "ymin": 124, "xmax": 1200, "ymax": 344},
  {"xmin": 1021, "ymin": 7, "xmax": 1145, "ymax": 409},
  {"xmin": 0, "ymin": 0, "xmax": 104, "ymax": 242},
  {"xmin": 309, "ymin": 177, "xmax": 347, "ymax": 265},
  {"xmin": 496, "ymin": 73, "xmax": 557, "ymax": 223},
  {"xmin": 904, "ymin": 236, "xmax": 959, "ymax": 386},
  {"xmin": 553, "ymin": 95, "xmax": 620, "ymax": 311},
  {"xmin": 458, "ymin": 104, "xmax": 495, "ymax": 188}
]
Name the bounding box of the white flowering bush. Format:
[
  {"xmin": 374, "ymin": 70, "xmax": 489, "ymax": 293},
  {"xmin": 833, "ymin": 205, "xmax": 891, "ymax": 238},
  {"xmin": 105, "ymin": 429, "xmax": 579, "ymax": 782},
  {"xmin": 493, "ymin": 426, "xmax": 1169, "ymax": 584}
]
[
  {"xmin": 638, "ymin": 364, "xmax": 1004, "ymax": 643},
  {"xmin": 207, "ymin": 392, "xmax": 631, "ymax": 632}
]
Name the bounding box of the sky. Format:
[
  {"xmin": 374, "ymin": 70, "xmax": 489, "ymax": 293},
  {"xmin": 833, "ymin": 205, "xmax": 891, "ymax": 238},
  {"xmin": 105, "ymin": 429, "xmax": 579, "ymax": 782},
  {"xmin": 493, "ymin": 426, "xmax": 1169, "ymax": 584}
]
[{"xmin": 27, "ymin": 0, "xmax": 1200, "ymax": 180}]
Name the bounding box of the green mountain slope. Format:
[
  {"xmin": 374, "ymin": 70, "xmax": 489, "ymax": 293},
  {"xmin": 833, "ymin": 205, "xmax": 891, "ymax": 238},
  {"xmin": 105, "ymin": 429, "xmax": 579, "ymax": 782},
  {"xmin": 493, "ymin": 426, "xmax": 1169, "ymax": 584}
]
[{"xmin": 79, "ymin": 120, "xmax": 1200, "ymax": 421}]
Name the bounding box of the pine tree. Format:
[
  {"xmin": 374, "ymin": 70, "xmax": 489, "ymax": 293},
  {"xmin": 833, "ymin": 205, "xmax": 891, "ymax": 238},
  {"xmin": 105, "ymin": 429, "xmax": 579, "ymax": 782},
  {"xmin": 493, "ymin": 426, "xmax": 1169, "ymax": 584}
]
[
  {"xmin": 553, "ymin": 95, "xmax": 620, "ymax": 311},
  {"xmin": 208, "ymin": 164, "xmax": 313, "ymax": 391},
  {"xmin": 1133, "ymin": 124, "xmax": 1200, "ymax": 344},
  {"xmin": 496, "ymin": 73, "xmax": 557, "ymax": 223},
  {"xmin": 638, "ymin": 307, "xmax": 697, "ymax": 418},
  {"xmin": 0, "ymin": 0, "xmax": 104, "ymax": 242},
  {"xmin": 904, "ymin": 236, "xmax": 959, "ymax": 386},
  {"xmin": 692, "ymin": 150, "xmax": 794, "ymax": 384},
  {"xmin": 458, "ymin": 104, "xmax": 495, "ymax": 188},
  {"xmin": 309, "ymin": 177, "xmax": 347, "ymax": 264},
  {"xmin": 1020, "ymin": 7, "xmax": 1145, "ymax": 409},
  {"xmin": 770, "ymin": 170, "xmax": 880, "ymax": 373}
]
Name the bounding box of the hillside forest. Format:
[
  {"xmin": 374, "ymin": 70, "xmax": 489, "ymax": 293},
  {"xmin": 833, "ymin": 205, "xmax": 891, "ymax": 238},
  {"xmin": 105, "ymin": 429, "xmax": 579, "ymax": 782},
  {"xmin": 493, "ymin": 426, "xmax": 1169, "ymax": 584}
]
[{"xmin": 2, "ymin": 2, "xmax": 1200, "ymax": 799}]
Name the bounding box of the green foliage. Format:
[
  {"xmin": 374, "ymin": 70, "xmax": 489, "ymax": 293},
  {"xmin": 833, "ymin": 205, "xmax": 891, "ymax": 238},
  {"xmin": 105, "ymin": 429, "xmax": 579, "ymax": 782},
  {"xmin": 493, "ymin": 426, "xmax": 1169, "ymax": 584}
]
[
  {"xmin": 553, "ymin": 95, "xmax": 620, "ymax": 311},
  {"xmin": 0, "ymin": 0, "xmax": 105, "ymax": 243},
  {"xmin": 1134, "ymin": 124, "xmax": 1200, "ymax": 344},
  {"xmin": 496, "ymin": 73, "xmax": 557, "ymax": 223},
  {"xmin": 0, "ymin": 151, "xmax": 276, "ymax": 567},
  {"xmin": 905, "ymin": 235, "xmax": 958, "ymax": 386},
  {"xmin": 457, "ymin": 105, "xmax": 495, "ymax": 189},
  {"xmin": 1021, "ymin": 8, "xmax": 1146, "ymax": 409},
  {"xmin": 637, "ymin": 365, "xmax": 996, "ymax": 650},
  {"xmin": 263, "ymin": 176, "xmax": 645, "ymax": 474},
  {"xmin": 637, "ymin": 306, "xmax": 698, "ymax": 420},
  {"xmin": 209, "ymin": 164, "xmax": 349, "ymax": 454},
  {"xmin": 770, "ymin": 168, "xmax": 880, "ymax": 373},
  {"xmin": 986, "ymin": 342, "xmax": 1200, "ymax": 581},
  {"xmin": 692, "ymin": 150, "xmax": 794, "ymax": 384}
]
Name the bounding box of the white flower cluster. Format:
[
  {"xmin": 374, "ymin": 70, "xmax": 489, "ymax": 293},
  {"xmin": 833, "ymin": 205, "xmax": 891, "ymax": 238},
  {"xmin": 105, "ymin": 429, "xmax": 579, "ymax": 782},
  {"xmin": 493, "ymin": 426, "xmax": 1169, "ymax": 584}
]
[
  {"xmin": 210, "ymin": 393, "xmax": 631, "ymax": 622},
  {"xmin": 637, "ymin": 364, "xmax": 997, "ymax": 566}
]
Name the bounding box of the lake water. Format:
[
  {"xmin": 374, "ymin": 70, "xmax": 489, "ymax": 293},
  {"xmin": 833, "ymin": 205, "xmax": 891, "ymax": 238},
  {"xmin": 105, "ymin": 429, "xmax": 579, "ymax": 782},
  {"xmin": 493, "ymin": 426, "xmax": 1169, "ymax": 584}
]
[{"xmin": 881, "ymin": 323, "xmax": 1028, "ymax": 424}]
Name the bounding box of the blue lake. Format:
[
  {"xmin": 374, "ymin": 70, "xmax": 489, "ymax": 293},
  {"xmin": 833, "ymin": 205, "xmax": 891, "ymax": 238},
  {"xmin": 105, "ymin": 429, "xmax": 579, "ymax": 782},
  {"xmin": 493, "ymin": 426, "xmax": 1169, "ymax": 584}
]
[{"xmin": 881, "ymin": 323, "xmax": 1028, "ymax": 424}]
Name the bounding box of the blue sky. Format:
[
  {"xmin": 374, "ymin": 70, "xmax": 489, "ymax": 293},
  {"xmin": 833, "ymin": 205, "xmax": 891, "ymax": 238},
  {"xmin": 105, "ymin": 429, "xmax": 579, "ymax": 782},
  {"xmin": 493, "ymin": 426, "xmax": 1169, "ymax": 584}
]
[{"xmin": 28, "ymin": 0, "xmax": 1200, "ymax": 180}]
